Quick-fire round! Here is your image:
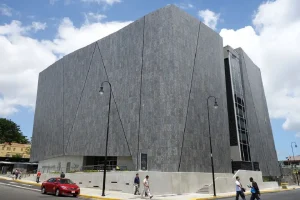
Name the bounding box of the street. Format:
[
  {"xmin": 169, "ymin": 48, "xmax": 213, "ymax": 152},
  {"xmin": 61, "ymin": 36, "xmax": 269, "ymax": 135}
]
[
  {"xmin": 0, "ymin": 178, "xmax": 89, "ymax": 200},
  {"xmin": 217, "ymin": 190, "xmax": 300, "ymax": 200}
]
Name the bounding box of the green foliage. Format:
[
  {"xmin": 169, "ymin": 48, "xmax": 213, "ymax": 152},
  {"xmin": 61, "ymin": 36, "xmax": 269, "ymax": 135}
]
[
  {"xmin": 68, "ymin": 170, "xmax": 80, "ymax": 173},
  {"xmin": 263, "ymin": 176, "xmax": 276, "ymax": 182},
  {"xmin": 12, "ymin": 153, "xmax": 22, "ymax": 158},
  {"xmin": 50, "ymin": 171, "xmax": 60, "ymax": 174},
  {"xmin": 0, "ymin": 118, "xmax": 29, "ymax": 144}
]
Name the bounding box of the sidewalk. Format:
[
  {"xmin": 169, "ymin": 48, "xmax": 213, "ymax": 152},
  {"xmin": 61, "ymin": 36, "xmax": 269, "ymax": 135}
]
[{"xmin": 1, "ymin": 175, "xmax": 299, "ymax": 200}]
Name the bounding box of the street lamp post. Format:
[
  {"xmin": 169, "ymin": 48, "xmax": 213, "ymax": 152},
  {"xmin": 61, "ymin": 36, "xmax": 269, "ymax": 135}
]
[
  {"xmin": 99, "ymin": 81, "xmax": 112, "ymax": 196},
  {"xmin": 291, "ymin": 142, "xmax": 299, "ymax": 186},
  {"xmin": 206, "ymin": 96, "xmax": 218, "ymax": 197}
]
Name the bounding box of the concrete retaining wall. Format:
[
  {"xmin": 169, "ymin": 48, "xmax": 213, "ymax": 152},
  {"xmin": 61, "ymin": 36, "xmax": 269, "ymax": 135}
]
[
  {"xmin": 24, "ymin": 171, "xmax": 232, "ymax": 194},
  {"xmin": 208, "ymin": 170, "xmax": 279, "ymax": 193},
  {"xmin": 24, "ymin": 170, "xmax": 278, "ymax": 195}
]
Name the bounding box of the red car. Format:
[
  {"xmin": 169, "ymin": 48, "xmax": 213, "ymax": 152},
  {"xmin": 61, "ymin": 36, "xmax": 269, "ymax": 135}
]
[{"xmin": 41, "ymin": 178, "xmax": 80, "ymax": 197}]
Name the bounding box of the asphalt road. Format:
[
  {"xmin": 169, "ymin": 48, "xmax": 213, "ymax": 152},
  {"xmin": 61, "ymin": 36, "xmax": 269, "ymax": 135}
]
[
  {"xmin": 217, "ymin": 189, "xmax": 300, "ymax": 200},
  {"xmin": 0, "ymin": 178, "xmax": 88, "ymax": 200}
]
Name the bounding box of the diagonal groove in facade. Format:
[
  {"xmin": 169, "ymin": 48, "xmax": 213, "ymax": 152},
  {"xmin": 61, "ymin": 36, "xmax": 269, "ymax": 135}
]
[
  {"xmin": 137, "ymin": 16, "xmax": 146, "ymax": 170},
  {"xmin": 96, "ymin": 42, "xmax": 132, "ymax": 158},
  {"xmin": 178, "ymin": 21, "xmax": 201, "ymax": 172},
  {"xmin": 64, "ymin": 43, "xmax": 97, "ymax": 155}
]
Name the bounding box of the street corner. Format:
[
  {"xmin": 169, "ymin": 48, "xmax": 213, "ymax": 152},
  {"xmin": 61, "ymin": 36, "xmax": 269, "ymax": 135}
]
[{"xmin": 79, "ymin": 194, "xmax": 122, "ymax": 200}]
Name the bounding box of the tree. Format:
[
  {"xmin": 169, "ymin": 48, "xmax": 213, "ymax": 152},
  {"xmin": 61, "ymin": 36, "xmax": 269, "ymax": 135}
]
[
  {"xmin": 12, "ymin": 153, "xmax": 22, "ymax": 158},
  {"xmin": 0, "ymin": 118, "xmax": 29, "ymax": 144}
]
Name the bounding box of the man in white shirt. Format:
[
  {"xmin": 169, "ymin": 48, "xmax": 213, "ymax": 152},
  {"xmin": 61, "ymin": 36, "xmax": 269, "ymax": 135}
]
[
  {"xmin": 235, "ymin": 176, "xmax": 246, "ymax": 200},
  {"xmin": 141, "ymin": 175, "xmax": 153, "ymax": 199}
]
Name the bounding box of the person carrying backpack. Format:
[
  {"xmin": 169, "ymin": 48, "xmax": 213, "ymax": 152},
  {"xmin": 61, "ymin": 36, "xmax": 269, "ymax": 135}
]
[{"xmin": 249, "ymin": 177, "xmax": 260, "ymax": 200}]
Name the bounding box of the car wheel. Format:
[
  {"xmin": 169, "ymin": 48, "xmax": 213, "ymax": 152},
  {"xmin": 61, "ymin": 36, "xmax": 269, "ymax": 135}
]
[
  {"xmin": 41, "ymin": 187, "xmax": 46, "ymax": 194},
  {"xmin": 55, "ymin": 189, "xmax": 60, "ymax": 196}
]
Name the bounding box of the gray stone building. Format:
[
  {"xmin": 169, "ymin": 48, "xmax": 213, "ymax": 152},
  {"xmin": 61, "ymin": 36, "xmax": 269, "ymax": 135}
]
[{"xmin": 31, "ymin": 5, "xmax": 279, "ymax": 176}]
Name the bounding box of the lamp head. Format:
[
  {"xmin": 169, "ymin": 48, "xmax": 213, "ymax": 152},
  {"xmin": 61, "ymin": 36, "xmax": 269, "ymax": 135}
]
[
  {"xmin": 99, "ymin": 86, "xmax": 104, "ymax": 95},
  {"xmin": 214, "ymin": 101, "xmax": 218, "ymax": 109},
  {"xmin": 296, "ymin": 144, "xmax": 298, "ymax": 148}
]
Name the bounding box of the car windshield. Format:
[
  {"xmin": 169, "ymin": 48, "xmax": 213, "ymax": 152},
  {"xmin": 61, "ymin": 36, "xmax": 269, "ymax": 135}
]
[{"xmin": 59, "ymin": 179, "xmax": 74, "ymax": 184}]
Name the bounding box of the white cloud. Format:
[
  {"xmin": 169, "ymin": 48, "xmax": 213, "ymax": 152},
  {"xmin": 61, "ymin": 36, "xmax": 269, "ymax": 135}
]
[
  {"xmin": 42, "ymin": 17, "xmax": 131, "ymax": 55},
  {"xmin": 0, "ymin": 21, "xmax": 47, "ymax": 35},
  {"xmin": 175, "ymin": 3, "xmax": 194, "ymax": 10},
  {"xmin": 0, "ymin": 4, "xmax": 12, "ymax": 16},
  {"xmin": 81, "ymin": 0, "xmax": 121, "ymax": 6},
  {"xmin": 198, "ymin": 9, "xmax": 220, "ymax": 30},
  {"xmin": 0, "ymin": 17, "xmax": 131, "ymax": 116},
  {"xmin": 220, "ymin": 0, "xmax": 300, "ymax": 137},
  {"xmin": 296, "ymin": 133, "xmax": 300, "ymax": 138},
  {"xmin": 49, "ymin": 0, "xmax": 59, "ymax": 5},
  {"xmin": 31, "ymin": 22, "xmax": 47, "ymax": 32},
  {"xmin": 49, "ymin": 0, "xmax": 74, "ymax": 5},
  {"xmin": 84, "ymin": 12, "xmax": 107, "ymax": 24},
  {"xmin": 0, "ymin": 98, "xmax": 18, "ymax": 117},
  {"xmin": 0, "ymin": 20, "xmax": 25, "ymax": 35}
]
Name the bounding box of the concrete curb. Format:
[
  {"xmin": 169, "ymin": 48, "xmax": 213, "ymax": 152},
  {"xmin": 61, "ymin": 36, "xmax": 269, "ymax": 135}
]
[
  {"xmin": 191, "ymin": 188, "xmax": 298, "ymax": 200},
  {"xmin": 79, "ymin": 194, "xmax": 121, "ymax": 200},
  {"xmin": 1, "ymin": 178, "xmax": 121, "ymax": 200},
  {"xmin": 15, "ymin": 179, "xmax": 42, "ymax": 187}
]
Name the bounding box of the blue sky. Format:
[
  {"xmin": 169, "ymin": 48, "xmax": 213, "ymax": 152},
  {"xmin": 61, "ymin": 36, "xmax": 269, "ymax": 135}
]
[{"xmin": 1, "ymin": 0, "xmax": 300, "ymax": 160}]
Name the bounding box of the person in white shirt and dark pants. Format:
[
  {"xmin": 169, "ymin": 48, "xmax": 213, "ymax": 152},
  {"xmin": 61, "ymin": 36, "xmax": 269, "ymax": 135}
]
[
  {"xmin": 141, "ymin": 175, "xmax": 153, "ymax": 199},
  {"xmin": 235, "ymin": 176, "xmax": 246, "ymax": 200}
]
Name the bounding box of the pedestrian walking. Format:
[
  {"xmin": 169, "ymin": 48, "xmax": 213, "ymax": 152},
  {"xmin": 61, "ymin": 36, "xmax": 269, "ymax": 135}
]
[
  {"xmin": 249, "ymin": 177, "xmax": 260, "ymax": 200},
  {"xmin": 141, "ymin": 175, "xmax": 153, "ymax": 199},
  {"xmin": 15, "ymin": 169, "xmax": 19, "ymax": 180},
  {"xmin": 36, "ymin": 170, "xmax": 41, "ymax": 183},
  {"xmin": 235, "ymin": 176, "xmax": 246, "ymax": 200},
  {"xmin": 60, "ymin": 172, "xmax": 65, "ymax": 178},
  {"xmin": 18, "ymin": 171, "xmax": 22, "ymax": 179},
  {"xmin": 133, "ymin": 173, "xmax": 140, "ymax": 195},
  {"xmin": 12, "ymin": 170, "xmax": 15, "ymax": 180}
]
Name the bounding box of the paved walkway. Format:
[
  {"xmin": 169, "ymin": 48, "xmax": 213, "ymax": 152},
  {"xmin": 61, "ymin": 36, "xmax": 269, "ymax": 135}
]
[{"xmin": 1, "ymin": 175, "xmax": 299, "ymax": 200}]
